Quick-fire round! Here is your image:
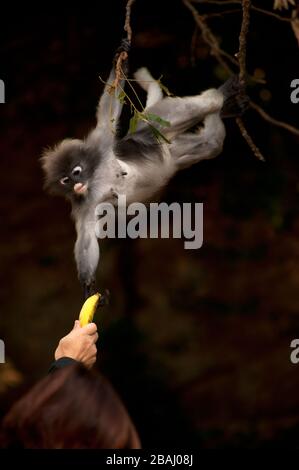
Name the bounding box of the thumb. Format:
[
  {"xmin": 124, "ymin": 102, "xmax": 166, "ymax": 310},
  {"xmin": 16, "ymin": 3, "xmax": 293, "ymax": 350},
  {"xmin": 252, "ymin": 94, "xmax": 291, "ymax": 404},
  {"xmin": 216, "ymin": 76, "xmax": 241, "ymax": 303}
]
[{"xmin": 73, "ymin": 320, "xmax": 81, "ymax": 330}]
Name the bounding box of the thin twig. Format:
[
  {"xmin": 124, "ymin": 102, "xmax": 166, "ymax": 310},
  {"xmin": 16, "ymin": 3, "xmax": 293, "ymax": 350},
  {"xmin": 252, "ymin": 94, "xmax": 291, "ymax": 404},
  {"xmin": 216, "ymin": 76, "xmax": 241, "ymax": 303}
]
[
  {"xmin": 251, "ymin": 4, "xmax": 293, "ymax": 22},
  {"xmin": 182, "ymin": 0, "xmax": 265, "ymax": 84},
  {"xmin": 183, "ymin": 0, "xmax": 265, "ymax": 159},
  {"xmin": 236, "ymin": 0, "xmax": 265, "ymax": 161},
  {"xmin": 124, "ymin": 0, "xmax": 136, "ymax": 44},
  {"xmin": 121, "ymin": 67, "xmax": 145, "ymax": 111},
  {"xmin": 182, "ymin": 0, "xmax": 236, "ymax": 73},
  {"xmin": 250, "ymin": 100, "xmax": 299, "ymax": 137},
  {"xmin": 192, "ymin": 0, "xmax": 294, "ymax": 22},
  {"xmin": 114, "ymin": 51, "xmax": 128, "ymax": 89},
  {"xmin": 237, "ymin": 0, "xmax": 250, "ymax": 85},
  {"xmin": 236, "ymin": 117, "xmax": 265, "ymax": 161},
  {"xmin": 113, "ymin": 0, "xmax": 136, "ymax": 90},
  {"xmin": 203, "ymin": 9, "xmax": 241, "ymax": 19},
  {"xmin": 183, "ymin": 0, "xmax": 299, "ymax": 141}
]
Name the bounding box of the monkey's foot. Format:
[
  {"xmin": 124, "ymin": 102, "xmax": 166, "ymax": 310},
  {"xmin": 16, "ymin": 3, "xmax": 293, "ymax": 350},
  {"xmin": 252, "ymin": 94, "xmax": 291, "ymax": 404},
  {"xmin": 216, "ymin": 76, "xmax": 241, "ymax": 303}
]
[
  {"xmin": 220, "ymin": 94, "xmax": 249, "ymax": 118},
  {"xmin": 219, "ymin": 75, "xmax": 249, "ymax": 118}
]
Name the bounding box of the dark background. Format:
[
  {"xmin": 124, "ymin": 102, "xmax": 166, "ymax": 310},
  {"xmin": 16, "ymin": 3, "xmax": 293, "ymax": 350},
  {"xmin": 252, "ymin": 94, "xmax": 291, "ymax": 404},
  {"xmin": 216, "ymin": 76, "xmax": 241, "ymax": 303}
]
[{"xmin": 0, "ymin": 0, "xmax": 299, "ymax": 448}]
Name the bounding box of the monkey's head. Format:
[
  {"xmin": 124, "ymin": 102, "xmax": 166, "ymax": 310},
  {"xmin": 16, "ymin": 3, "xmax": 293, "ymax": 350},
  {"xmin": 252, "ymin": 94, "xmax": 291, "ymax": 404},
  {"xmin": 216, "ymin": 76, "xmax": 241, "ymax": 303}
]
[{"xmin": 41, "ymin": 139, "xmax": 99, "ymax": 202}]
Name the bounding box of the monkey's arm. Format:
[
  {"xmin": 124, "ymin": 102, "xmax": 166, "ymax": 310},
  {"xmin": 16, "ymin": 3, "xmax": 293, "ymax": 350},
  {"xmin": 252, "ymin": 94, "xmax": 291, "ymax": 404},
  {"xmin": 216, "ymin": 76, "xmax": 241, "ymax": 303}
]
[
  {"xmin": 88, "ymin": 39, "xmax": 130, "ymax": 151},
  {"xmin": 74, "ymin": 217, "xmax": 99, "ymax": 299}
]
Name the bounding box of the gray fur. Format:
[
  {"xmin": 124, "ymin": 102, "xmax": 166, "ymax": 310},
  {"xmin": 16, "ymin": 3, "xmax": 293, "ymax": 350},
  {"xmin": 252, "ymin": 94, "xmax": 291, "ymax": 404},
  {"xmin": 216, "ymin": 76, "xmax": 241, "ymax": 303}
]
[{"xmin": 42, "ymin": 63, "xmax": 227, "ymax": 297}]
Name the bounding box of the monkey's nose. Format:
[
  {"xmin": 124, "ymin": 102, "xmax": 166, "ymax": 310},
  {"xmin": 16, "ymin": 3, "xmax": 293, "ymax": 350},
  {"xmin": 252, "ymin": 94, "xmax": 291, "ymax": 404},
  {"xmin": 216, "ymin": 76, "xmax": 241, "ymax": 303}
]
[{"xmin": 74, "ymin": 183, "xmax": 88, "ymax": 195}]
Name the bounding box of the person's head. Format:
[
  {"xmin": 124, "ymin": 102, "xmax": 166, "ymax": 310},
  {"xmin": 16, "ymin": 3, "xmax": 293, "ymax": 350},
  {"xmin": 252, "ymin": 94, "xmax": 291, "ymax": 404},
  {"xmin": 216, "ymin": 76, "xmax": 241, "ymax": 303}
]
[{"xmin": 0, "ymin": 363, "xmax": 140, "ymax": 449}]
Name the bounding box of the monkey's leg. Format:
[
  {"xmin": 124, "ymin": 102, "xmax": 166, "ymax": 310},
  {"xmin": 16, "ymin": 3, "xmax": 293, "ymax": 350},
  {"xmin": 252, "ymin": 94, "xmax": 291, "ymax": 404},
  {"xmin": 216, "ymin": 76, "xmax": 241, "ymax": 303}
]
[
  {"xmin": 172, "ymin": 113, "xmax": 226, "ymax": 169},
  {"xmin": 134, "ymin": 67, "xmax": 163, "ymax": 108},
  {"xmin": 74, "ymin": 219, "xmax": 99, "ymax": 299},
  {"xmin": 135, "ymin": 89, "xmax": 224, "ymax": 139}
]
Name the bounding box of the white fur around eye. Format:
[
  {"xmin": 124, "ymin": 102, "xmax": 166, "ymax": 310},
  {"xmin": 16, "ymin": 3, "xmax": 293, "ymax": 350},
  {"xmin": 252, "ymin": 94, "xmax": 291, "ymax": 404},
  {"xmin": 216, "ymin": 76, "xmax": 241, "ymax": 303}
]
[
  {"xmin": 72, "ymin": 166, "xmax": 82, "ymax": 176},
  {"xmin": 60, "ymin": 176, "xmax": 70, "ymax": 185}
]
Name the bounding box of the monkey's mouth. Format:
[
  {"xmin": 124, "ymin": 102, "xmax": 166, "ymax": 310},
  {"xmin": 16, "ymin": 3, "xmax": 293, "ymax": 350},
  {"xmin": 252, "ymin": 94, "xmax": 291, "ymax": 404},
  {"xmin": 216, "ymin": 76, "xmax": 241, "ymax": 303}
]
[{"xmin": 73, "ymin": 183, "xmax": 88, "ymax": 195}]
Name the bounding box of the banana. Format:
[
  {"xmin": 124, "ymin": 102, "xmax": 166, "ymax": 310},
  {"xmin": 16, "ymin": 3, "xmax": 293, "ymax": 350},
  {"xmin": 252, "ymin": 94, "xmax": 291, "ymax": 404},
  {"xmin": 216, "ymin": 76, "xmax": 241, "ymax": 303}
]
[{"xmin": 79, "ymin": 293, "xmax": 101, "ymax": 327}]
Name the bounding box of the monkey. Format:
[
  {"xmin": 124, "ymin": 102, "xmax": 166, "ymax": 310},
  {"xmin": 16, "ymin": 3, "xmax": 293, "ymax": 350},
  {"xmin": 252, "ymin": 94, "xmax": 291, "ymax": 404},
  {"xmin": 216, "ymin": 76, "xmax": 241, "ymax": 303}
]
[{"xmin": 41, "ymin": 39, "xmax": 247, "ymax": 298}]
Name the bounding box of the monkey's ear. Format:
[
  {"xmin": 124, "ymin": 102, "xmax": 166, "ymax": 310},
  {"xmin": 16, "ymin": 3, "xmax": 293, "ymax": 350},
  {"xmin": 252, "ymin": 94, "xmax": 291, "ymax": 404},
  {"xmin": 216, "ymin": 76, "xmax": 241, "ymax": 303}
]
[
  {"xmin": 40, "ymin": 138, "xmax": 83, "ymax": 177},
  {"xmin": 40, "ymin": 145, "xmax": 64, "ymax": 195},
  {"xmin": 40, "ymin": 146, "xmax": 55, "ymax": 172}
]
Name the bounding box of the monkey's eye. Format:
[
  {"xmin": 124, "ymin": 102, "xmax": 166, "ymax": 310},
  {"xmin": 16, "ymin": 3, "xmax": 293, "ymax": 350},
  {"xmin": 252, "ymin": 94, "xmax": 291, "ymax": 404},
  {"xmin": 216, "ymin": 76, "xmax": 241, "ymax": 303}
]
[
  {"xmin": 72, "ymin": 166, "xmax": 82, "ymax": 177},
  {"xmin": 60, "ymin": 176, "xmax": 70, "ymax": 185}
]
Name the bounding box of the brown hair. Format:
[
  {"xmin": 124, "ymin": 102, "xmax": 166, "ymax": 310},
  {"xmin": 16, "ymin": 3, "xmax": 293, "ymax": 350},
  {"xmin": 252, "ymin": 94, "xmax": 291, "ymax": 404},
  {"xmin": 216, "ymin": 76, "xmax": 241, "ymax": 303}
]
[{"xmin": 0, "ymin": 363, "xmax": 140, "ymax": 449}]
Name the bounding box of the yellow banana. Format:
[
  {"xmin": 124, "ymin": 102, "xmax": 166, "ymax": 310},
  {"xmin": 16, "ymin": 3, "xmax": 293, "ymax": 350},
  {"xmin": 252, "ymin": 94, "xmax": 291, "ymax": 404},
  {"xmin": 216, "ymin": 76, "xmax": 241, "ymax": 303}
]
[{"xmin": 79, "ymin": 293, "xmax": 101, "ymax": 327}]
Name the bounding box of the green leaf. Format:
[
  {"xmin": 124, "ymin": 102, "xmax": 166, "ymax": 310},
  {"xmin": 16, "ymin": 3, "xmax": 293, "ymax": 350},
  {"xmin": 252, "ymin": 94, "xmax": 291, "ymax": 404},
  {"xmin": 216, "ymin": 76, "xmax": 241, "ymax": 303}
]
[
  {"xmin": 129, "ymin": 112, "xmax": 139, "ymax": 134},
  {"xmin": 148, "ymin": 124, "xmax": 171, "ymax": 144},
  {"xmin": 144, "ymin": 113, "xmax": 171, "ymax": 128},
  {"xmin": 117, "ymin": 91, "xmax": 127, "ymax": 104}
]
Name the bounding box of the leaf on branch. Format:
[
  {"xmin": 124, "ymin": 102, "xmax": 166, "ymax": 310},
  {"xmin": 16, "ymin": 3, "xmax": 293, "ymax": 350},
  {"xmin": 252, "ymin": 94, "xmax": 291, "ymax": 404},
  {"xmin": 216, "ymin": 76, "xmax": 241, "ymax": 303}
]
[
  {"xmin": 117, "ymin": 90, "xmax": 127, "ymax": 104},
  {"xmin": 129, "ymin": 112, "xmax": 139, "ymax": 134},
  {"xmin": 128, "ymin": 111, "xmax": 171, "ymax": 143},
  {"xmin": 144, "ymin": 113, "xmax": 171, "ymax": 128},
  {"xmin": 148, "ymin": 124, "xmax": 172, "ymax": 144}
]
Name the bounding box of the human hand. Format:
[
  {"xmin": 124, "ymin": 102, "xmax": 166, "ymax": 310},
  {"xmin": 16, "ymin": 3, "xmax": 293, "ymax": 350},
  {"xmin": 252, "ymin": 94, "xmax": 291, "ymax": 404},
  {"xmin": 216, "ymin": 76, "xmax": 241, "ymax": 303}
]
[{"xmin": 55, "ymin": 321, "xmax": 98, "ymax": 369}]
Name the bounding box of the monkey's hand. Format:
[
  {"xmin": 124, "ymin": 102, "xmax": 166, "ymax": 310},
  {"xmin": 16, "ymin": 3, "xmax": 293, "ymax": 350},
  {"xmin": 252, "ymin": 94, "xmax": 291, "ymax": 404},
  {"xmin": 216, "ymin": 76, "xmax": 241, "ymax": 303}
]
[
  {"xmin": 116, "ymin": 38, "xmax": 131, "ymax": 55},
  {"xmin": 219, "ymin": 75, "xmax": 249, "ymax": 119},
  {"xmin": 113, "ymin": 38, "xmax": 130, "ymax": 66}
]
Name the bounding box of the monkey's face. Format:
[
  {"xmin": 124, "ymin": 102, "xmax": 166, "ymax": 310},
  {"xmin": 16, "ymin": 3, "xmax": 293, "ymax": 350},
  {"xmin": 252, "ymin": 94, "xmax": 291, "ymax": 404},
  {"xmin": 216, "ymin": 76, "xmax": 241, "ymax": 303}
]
[
  {"xmin": 42, "ymin": 139, "xmax": 99, "ymax": 202},
  {"xmin": 58, "ymin": 162, "xmax": 88, "ymax": 198}
]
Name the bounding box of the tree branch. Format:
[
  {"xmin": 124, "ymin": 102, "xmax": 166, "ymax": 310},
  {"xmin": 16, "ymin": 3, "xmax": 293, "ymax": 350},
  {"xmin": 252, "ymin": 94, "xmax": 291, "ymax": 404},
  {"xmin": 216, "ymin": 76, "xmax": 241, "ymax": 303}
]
[
  {"xmin": 113, "ymin": 0, "xmax": 136, "ymax": 89},
  {"xmin": 237, "ymin": 0, "xmax": 250, "ymax": 84},
  {"xmin": 182, "ymin": 0, "xmax": 236, "ymax": 74},
  {"xmin": 124, "ymin": 0, "xmax": 136, "ymax": 44},
  {"xmin": 249, "ymin": 100, "xmax": 299, "ymax": 138},
  {"xmin": 192, "ymin": 0, "xmax": 294, "ymax": 22},
  {"xmin": 236, "ymin": 117, "xmax": 265, "ymax": 161},
  {"xmin": 183, "ymin": 0, "xmax": 267, "ymax": 160},
  {"xmin": 235, "ymin": 0, "xmax": 265, "ymax": 161},
  {"xmin": 183, "ymin": 0, "xmax": 266, "ymax": 83},
  {"xmin": 183, "ymin": 0, "xmax": 299, "ymax": 145},
  {"xmin": 203, "ymin": 9, "xmax": 241, "ymax": 19}
]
